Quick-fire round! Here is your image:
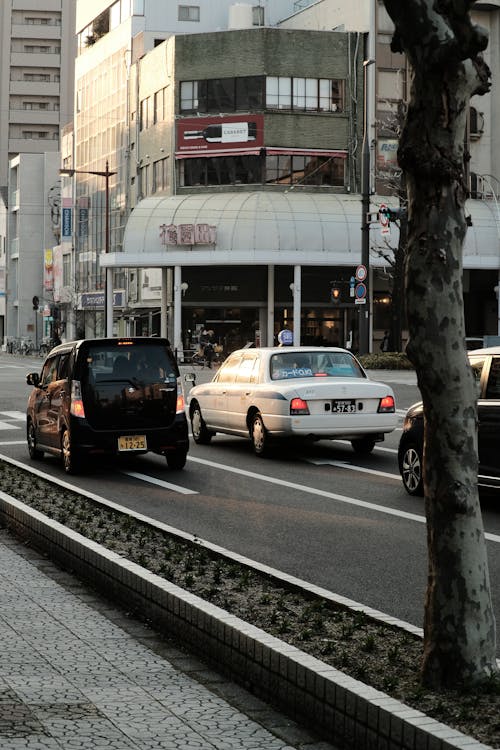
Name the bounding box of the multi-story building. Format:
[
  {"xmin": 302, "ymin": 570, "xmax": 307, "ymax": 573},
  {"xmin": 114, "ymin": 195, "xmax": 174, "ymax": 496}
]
[
  {"xmin": 1, "ymin": 0, "xmax": 76, "ymax": 344},
  {"xmin": 116, "ymin": 26, "xmax": 364, "ymax": 353},
  {"xmin": 60, "ymin": 0, "xmax": 301, "ymax": 340}
]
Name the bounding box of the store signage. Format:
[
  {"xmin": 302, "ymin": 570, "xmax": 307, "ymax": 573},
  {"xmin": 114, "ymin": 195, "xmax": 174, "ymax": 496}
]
[
  {"xmin": 159, "ymin": 223, "xmax": 217, "ymax": 246},
  {"xmin": 81, "ymin": 290, "xmax": 124, "ymax": 309},
  {"xmin": 62, "ymin": 207, "xmax": 72, "ymax": 238}
]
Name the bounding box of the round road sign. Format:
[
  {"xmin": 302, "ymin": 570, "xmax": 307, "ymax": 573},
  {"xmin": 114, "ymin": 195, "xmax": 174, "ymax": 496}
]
[
  {"xmin": 355, "ymin": 282, "xmax": 367, "ymax": 300},
  {"xmin": 355, "ymin": 265, "xmax": 367, "ymax": 282}
]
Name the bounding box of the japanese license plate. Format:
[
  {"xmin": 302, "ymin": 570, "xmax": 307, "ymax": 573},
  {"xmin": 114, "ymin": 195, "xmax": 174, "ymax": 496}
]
[
  {"xmin": 332, "ymin": 399, "xmax": 356, "ymax": 413},
  {"xmin": 118, "ymin": 435, "xmax": 147, "ymax": 451}
]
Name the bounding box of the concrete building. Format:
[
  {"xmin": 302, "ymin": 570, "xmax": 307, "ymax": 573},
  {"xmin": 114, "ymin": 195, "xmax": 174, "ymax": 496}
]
[
  {"xmin": 0, "ymin": 0, "xmax": 76, "ymax": 344},
  {"xmin": 59, "ymin": 0, "xmax": 301, "ymax": 340}
]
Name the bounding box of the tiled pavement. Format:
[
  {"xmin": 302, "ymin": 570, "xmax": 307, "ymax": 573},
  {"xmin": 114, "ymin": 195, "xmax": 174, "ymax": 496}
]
[{"xmin": 0, "ymin": 529, "xmax": 337, "ymax": 750}]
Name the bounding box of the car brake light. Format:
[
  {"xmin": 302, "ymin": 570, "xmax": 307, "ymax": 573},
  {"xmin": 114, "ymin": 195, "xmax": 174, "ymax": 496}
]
[
  {"xmin": 176, "ymin": 393, "xmax": 185, "ymax": 414},
  {"xmin": 70, "ymin": 380, "xmax": 85, "ymax": 418},
  {"xmin": 290, "ymin": 397, "xmax": 310, "ymax": 415},
  {"xmin": 378, "ymin": 395, "xmax": 395, "ymax": 413}
]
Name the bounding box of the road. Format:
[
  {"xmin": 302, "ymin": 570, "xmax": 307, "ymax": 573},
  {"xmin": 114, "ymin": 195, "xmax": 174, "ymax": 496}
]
[{"xmin": 1, "ymin": 351, "xmax": 499, "ymax": 652}]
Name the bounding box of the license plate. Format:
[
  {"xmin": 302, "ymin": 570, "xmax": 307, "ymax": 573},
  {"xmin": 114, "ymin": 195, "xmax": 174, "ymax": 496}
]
[
  {"xmin": 332, "ymin": 399, "xmax": 356, "ymax": 413},
  {"xmin": 118, "ymin": 435, "xmax": 147, "ymax": 451}
]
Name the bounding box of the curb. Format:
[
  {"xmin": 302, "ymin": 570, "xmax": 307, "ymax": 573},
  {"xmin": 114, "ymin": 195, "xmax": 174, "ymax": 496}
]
[{"xmin": 0, "ymin": 490, "xmax": 491, "ymax": 750}]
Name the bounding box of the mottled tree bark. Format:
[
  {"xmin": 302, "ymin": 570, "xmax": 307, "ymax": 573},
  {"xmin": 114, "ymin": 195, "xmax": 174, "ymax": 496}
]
[{"xmin": 382, "ymin": 0, "xmax": 498, "ymax": 687}]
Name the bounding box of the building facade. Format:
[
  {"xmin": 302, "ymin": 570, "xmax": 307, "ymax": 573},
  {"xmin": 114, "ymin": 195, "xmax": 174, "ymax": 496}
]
[{"xmin": 0, "ymin": 0, "xmax": 76, "ymax": 344}]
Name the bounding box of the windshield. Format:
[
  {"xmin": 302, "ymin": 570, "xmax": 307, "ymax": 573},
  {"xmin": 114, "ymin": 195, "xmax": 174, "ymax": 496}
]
[
  {"xmin": 82, "ymin": 343, "xmax": 177, "ymax": 386},
  {"xmin": 270, "ymin": 351, "xmax": 365, "ymax": 381}
]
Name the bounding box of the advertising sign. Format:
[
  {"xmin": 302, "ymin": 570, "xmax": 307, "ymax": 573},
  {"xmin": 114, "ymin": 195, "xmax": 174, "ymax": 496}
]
[{"xmin": 176, "ymin": 114, "xmax": 264, "ymax": 157}]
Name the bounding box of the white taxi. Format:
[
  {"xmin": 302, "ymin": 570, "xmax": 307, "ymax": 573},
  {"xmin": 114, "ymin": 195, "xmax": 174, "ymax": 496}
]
[{"xmin": 187, "ymin": 347, "xmax": 396, "ymax": 456}]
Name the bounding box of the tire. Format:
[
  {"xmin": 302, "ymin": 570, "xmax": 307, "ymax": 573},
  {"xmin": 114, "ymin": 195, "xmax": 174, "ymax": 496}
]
[
  {"xmin": 27, "ymin": 420, "xmax": 44, "ymax": 460},
  {"xmin": 191, "ymin": 404, "xmax": 213, "ymax": 445},
  {"xmin": 251, "ymin": 413, "xmax": 269, "ymax": 457},
  {"xmin": 61, "ymin": 429, "xmax": 81, "ymax": 475},
  {"xmin": 400, "ymin": 443, "xmax": 424, "ymax": 496},
  {"xmin": 166, "ymin": 449, "xmax": 187, "ymax": 470},
  {"xmin": 351, "ymin": 437, "xmax": 376, "ymax": 455}
]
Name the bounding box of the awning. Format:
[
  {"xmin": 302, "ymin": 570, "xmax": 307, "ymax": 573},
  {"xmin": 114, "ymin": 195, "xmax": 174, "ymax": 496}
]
[{"xmin": 100, "ymin": 192, "xmax": 500, "ymax": 271}]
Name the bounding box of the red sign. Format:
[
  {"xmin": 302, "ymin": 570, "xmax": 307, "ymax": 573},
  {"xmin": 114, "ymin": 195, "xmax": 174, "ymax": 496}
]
[{"xmin": 176, "ymin": 114, "xmax": 264, "ymax": 157}]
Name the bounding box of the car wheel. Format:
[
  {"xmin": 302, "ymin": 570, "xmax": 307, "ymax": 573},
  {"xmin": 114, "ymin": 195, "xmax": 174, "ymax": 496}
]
[
  {"xmin": 191, "ymin": 403, "xmax": 213, "ymax": 445},
  {"xmin": 351, "ymin": 437, "xmax": 376, "ymax": 455},
  {"xmin": 61, "ymin": 429, "xmax": 81, "ymax": 475},
  {"xmin": 166, "ymin": 449, "xmax": 187, "ymax": 470},
  {"xmin": 400, "ymin": 443, "xmax": 424, "ymax": 496},
  {"xmin": 251, "ymin": 413, "xmax": 269, "ymax": 456},
  {"xmin": 27, "ymin": 420, "xmax": 44, "ymax": 460}
]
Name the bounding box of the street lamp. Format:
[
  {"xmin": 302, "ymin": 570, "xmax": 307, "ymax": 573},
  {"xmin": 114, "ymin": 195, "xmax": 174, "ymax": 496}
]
[
  {"xmin": 59, "ymin": 160, "xmax": 117, "ymax": 337},
  {"xmin": 360, "ymin": 57, "xmax": 376, "ymax": 355}
]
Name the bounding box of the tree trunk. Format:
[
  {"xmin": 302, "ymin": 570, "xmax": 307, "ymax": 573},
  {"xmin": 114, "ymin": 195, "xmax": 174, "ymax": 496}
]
[{"xmin": 383, "ymin": 0, "xmax": 498, "ymax": 688}]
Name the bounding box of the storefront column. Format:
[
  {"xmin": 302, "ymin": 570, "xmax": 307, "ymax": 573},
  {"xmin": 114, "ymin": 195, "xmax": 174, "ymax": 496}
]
[
  {"xmin": 161, "ymin": 268, "xmax": 168, "ymax": 339},
  {"xmin": 267, "ymin": 265, "xmax": 275, "ymax": 346},
  {"xmin": 293, "ymin": 265, "xmax": 301, "ymax": 346},
  {"xmin": 173, "ymin": 265, "xmax": 183, "ymax": 354}
]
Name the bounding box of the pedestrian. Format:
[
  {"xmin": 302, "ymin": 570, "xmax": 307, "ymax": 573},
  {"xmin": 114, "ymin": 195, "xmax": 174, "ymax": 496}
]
[{"xmin": 380, "ymin": 330, "xmax": 390, "ymax": 352}]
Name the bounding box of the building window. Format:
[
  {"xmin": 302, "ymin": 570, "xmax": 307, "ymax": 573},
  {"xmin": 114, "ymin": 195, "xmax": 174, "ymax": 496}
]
[
  {"xmin": 23, "ymin": 102, "xmax": 48, "ymax": 110},
  {"xmin": 24, "ymin": 45, "xmax": 51, "ymax": 53},
  {"xmin": 140, "ymin": 96, "xmax": 151, "ymax": 130},
  {"xmin": 265, "ymin": 155, "xmax": 344, "ymax": 186},
  {"xmin": 22, "ymin": 131, "xmax": 49, "ymax": 139},
  {"xmin": 178, "ymin": 5, "xmax": 200, "ymax": 21},
  {"xmin": 25, "ymin": 17, "xmax": 50, "ymax": 25},
  {"xmin": 63, "ymin": 254, "xmax": 71, "ymax": 287},
  {"xmin": 23, "ymin": 73, "xmax": 50, "ymax": 82},
  {"xmin": 154, "ymin": 87, "xmax": 167, "ymax": 123},
  {"xmin": 153, "ymin": 157, "xmax": 169, "ymax": 193},
  {"xmin": 180, "ymin": 76, "xmax": 265, "ymax": 114},
  {"xmin": 266, "ymin": 77, "xmax": 344, "ymax": 112},
  {"xmin": 252, "ymin": 6, "xmax": 264, "ymax": 25}
]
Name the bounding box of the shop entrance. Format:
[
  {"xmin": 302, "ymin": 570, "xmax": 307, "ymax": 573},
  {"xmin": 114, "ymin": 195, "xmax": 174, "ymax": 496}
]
[
  {"xmin": 183, "ymin": 307, "xmax": 260, "ymax": 355},
  {"xmin": 276, "ymin": 307, "xmax": 357, "ymax": 349}
]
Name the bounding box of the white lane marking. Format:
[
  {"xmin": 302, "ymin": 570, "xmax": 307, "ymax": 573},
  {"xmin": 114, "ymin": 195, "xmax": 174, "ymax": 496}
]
[
  {"xmin": 0, "ymin": 421, "xmax": 20, "ymax": 431},
  {"xmin": 0, "ymin": 411, "xmax": 26, "ymax": 420},
  {"xmin": 186, "ymin": 455, "xmax": 500, "ymax": 544},
  {"xmin": 0, "ymin": 441, "xmax": 26, "ymax": 445},
  {"xmin": 121, "ymin": 470, "xmax": 198, "ymax": 495},
  {"xmin": 1, "ymin": 451, "xmax": 498, "ymax": 545},
  {"xmin": 307, "ymin": 458, "xmax": 400, "ymax": 481}
]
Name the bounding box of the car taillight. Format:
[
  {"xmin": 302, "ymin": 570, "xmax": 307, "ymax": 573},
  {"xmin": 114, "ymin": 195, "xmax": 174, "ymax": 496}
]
[
  {"xmin": 70, "ymin": 380, "xmax": 85, "ymax": 418},
  {"xmin": 176, "ymin": 393, "xmax": 185, "ymax": 414},
  {"xmin": 378, "ymin": 395, "xmax": 395, "ymax": 413},
  {"xmin": 290, "ymin": 397, "xmax": 310, "ymax": 415}
]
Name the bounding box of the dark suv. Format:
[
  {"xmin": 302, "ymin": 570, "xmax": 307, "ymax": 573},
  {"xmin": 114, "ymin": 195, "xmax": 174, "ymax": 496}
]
[
  {"xmin": 26, "ymin": 337, "xmax": 189, "ymax": 474},
  {"xmin": 398, "ymin": 347, "xmax": 500, "ymax": 495}
]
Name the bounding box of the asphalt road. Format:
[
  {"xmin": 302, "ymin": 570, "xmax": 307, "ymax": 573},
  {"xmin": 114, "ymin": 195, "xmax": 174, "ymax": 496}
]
[{"xmin": 1, "ymin": 351, "xmax": 499, "ymax": 653}]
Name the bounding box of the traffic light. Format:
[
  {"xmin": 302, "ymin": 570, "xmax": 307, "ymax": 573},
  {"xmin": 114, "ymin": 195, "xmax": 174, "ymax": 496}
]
[{"xmin": 32, "ymin": 296, "xmax": 39, "ymax": 310}]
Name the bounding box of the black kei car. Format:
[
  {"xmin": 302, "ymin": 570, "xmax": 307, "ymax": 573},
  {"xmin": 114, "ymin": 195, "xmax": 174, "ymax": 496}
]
[
  {"xmin": 26, "ymin": 337, "xmax": 189, "ymax": 474},
  {"xmin": 398, "ymin": 346, "xmax": 500, "ymax": 495}
]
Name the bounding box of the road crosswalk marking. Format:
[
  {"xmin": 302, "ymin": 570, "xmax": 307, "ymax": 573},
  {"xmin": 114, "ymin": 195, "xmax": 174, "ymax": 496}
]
[{"xmin": 0, "ymin": 411, "xmax": 26, "ymax": 431}]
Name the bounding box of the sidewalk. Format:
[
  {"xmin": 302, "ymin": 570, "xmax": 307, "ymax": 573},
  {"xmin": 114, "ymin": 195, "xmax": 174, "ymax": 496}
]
[{"xmin": 0, "ymin": 528, "xmax": 336, "ymax": 750}]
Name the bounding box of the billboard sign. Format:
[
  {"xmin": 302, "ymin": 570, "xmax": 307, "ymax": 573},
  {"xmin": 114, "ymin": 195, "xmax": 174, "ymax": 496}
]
[{"xmin": 176, "ymin": 114, "xmax": 264, "ymax": 157}]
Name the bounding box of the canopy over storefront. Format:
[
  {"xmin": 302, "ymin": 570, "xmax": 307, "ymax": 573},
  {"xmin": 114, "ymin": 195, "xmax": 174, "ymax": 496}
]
[{"xmin": 101, "ymin": 191, "xmax": 500, "ymax": 271}]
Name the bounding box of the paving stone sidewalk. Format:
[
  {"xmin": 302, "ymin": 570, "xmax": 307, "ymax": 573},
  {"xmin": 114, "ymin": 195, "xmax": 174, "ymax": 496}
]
[{"xmin": 0, "ymin": 529, "xmax": 336, "ymax": 750}]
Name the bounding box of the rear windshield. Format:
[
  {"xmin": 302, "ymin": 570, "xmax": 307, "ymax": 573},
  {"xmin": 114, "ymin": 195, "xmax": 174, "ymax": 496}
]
[
  {"xmin": 80, "ymin": 343, "xmax": 177, "ymax": 385},
  {"xmin": 270, "ymin": 351, "xmax": 365, "ymax": 380}
]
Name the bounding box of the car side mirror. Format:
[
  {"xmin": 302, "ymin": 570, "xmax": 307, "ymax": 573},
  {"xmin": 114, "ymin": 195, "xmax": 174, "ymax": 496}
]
[{"xmin": 26, "ymin": 372, "xmax": 40, "ymax": 387}]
